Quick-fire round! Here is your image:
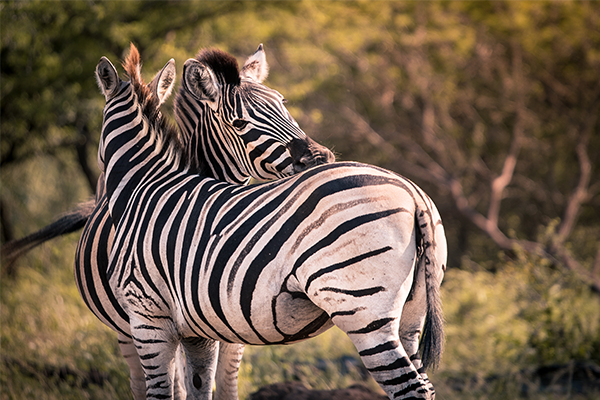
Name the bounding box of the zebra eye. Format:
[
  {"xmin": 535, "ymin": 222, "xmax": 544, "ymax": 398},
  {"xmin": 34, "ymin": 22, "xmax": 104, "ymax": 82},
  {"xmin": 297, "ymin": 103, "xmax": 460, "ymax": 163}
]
[{"xmin": 232, "ymin": 119, "xmax": 249, "ymax": 130}]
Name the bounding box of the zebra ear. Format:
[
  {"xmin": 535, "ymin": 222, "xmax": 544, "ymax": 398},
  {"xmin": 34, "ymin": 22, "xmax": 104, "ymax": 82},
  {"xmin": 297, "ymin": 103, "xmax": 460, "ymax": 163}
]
[
  {"xmin": 240, "ymin": 44, "xmax": 269, "ymax": 83},
  {"xmin": 183, "ymin": 58, "xmax": 220, "ymax": 110},
  {"xmin": 149, "ymin": 58, "xmax": 176, "ymax": 106},
  {"xmin": 95, "ymin": 57, "xmax": 120, "ymax": 100}
]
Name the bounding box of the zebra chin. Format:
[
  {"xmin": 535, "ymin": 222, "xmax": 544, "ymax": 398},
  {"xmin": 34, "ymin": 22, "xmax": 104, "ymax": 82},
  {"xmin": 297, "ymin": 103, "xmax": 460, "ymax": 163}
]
[{"xmin": 288, "ymin": 137, "xmax": 336, "ymax": 174}]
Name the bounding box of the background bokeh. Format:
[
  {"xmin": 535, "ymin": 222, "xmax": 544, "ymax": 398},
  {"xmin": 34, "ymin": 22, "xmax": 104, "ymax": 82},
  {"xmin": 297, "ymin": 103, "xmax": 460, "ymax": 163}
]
[{"xmin": 1, "ymin": 1, "xmax": 599, "ymax": 399}]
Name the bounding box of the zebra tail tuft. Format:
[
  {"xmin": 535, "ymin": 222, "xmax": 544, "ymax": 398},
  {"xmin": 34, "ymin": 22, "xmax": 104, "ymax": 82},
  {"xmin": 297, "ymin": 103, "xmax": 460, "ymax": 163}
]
[
  {"xmin": 1, "ymin": 199, "xmax": 95, "ymax": 276},
  {"xmin": 416, "ymin": 207, "xmax": 445, "ymax": 371}
]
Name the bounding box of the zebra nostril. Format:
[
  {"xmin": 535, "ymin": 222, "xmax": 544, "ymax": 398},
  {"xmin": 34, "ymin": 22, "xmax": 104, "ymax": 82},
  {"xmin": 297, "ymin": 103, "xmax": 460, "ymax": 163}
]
[{"xmin": 293, "ymin": 157, "xmax": 309, "ymax": 172}]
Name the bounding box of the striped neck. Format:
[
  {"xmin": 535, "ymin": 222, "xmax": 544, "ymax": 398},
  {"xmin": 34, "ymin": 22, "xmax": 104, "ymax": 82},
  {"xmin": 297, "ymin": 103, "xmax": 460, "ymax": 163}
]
[{"xmin": 100, "ymin": 82, "xmax": 189, "ymax": 224}]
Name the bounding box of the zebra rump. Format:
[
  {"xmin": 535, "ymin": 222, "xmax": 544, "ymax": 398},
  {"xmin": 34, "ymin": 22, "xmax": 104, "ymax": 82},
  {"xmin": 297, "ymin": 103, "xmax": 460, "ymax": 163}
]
[{"xmin": 95, "ymin": 47, "xmax": 447, "ymax": 400}]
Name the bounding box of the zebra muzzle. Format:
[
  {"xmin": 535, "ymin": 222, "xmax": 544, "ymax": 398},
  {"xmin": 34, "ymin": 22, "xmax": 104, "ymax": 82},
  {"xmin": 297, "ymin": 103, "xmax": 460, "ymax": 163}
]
[{"xmin": 288, "ymin": 137, "xmax": 335, "ymax": 173}]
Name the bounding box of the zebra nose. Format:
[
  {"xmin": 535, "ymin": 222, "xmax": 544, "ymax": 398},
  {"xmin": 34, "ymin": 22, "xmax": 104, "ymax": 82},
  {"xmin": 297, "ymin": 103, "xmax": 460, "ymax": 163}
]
[{"xmin": 288, "ymin": 137, "xmax": 335, "ymax": 173}]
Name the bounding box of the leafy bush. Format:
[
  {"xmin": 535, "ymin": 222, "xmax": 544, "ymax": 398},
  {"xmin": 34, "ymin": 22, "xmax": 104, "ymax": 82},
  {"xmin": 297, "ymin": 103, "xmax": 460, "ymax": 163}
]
[
  {"xmin": 239, "ymin": 327, "xmax": 380, "ymax": 398},
  {"xmin": 0, "ymin": 236, "xmax": 131, "ymax": 400},
  {"xmin": 434, "ymin": 248, "xmax": 600, "ymax": 397}
]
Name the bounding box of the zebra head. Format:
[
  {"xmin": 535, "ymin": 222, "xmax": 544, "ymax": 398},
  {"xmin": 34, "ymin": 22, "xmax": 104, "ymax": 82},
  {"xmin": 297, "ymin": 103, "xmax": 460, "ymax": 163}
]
[
  {"xmin": 95, "ymin": 46, "xmax": 180, "ymax": 197},
  {"xmin": 175, "ymin": 44, "xmax": 335, "ymax": 183}
]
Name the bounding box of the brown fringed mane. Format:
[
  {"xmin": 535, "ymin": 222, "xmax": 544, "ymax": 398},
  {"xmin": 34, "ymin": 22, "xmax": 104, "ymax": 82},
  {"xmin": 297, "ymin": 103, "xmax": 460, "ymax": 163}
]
[
  {"xmin": 196, "ymin": 48, "xmax": 241, "ymax": 86},
  {"xmin": 122, "ymin": 44, "xmax": 184, "ymax": 161}
]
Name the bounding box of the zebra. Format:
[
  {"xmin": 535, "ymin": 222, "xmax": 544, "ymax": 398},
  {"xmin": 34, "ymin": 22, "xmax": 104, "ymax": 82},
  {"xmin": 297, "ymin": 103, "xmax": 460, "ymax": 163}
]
[
  {"xmin": 2, "ymin": 44, "xmax": 334, "ymax": 400},
  {"xmin": 96, "ymin": 45, "xmax": 446, "ymax": 400}
]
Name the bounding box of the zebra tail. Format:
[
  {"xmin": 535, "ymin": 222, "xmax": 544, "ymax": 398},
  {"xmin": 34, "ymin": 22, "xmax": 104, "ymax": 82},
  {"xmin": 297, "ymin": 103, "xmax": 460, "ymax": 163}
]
[
  {"xmin": 415, "ymin": 207, "xmax": 445, "ymax": 371},
  {"xmin": 1, "ymin": 199, "xmax": 95, "ymax": 275}
]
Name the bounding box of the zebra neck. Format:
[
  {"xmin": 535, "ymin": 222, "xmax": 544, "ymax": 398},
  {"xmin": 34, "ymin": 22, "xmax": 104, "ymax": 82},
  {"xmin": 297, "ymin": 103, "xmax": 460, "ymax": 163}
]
[{"xmin": 103, "ymin": 114, "xmax": 188, "ymax": 225}]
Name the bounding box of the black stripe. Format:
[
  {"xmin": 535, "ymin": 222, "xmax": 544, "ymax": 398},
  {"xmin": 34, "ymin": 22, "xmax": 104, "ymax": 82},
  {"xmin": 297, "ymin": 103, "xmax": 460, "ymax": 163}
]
[
  {"xmin": 305, "ymin": 246, "xmax": 393, "ymax": 292},
  {"xmin": 329, "ymin": 307, "xmax": 364, "ymax": 319},
  {"xmin": 135, "ymin": 324, "xmax": 162, "ymax": 331},
  {"xmin": 382, "ymin": 370, "xmax": 418, "ymax": 386},
  {"xmin": 147, "ymin": 394, "xmax": 171, "ymax": 400},
  {"xmin": 135, "ymin": 338, "xmax": 168, "ymax": 344},
  {"xmin": 348, "ymin": 317, "xmax": 395, "ymax": 334},
  {"xmin": 139, "ymin": 352, "xmax": 161, "ymax": 360},
  {"xmin": 368, "ymin": 357, "xmax": 411, "ymax": 372},
  {"xmin": 276, "ymin": 312, "xmax": 330, "ymax": 343},
  {"xmin": 319, "ymin": 286, "xmax": 386, "ymax": 297},
  {"xmin": 359, "ymin": 340, "xmax": 399, "ymax": 357},
  {"xmin": 393, "ymin": 381, "xmax": 426, "ymax": 398}
]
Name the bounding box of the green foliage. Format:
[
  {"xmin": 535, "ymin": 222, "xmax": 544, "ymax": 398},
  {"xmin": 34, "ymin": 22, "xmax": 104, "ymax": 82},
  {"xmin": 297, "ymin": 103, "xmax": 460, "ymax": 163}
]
[
  {"xmin": 2, "ymin": 1, "xmax": 600, "ymax": 399},
  {"xmin": 238, "ymin": 328, "xmax": 379, "ymax": 398},
  {"xmin": 437, "ymin": 251, "xmax": 600, "ymax": 396},
  {"xmin": 507, "ymin": 249, "xmax": 600, "ymax": 365},
  {"xmin": 0, "ymin": 236, "xmax": 131, "ymax": 400}
]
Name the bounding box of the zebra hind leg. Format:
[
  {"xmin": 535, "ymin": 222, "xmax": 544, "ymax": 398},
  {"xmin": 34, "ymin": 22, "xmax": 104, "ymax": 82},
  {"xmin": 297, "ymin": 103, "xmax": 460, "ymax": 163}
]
[
  {"xmin": 401, "ymin": 329, "xmax": 435, "ymax": 397},
  {"xmin": 180, "ymin": 336, "xmax": 219, "ymax": 400},
  {"xmin": 333, "ymin": 318, "xmax": 434, "ymax": 400},
  {"xmin": 398, "ymin": 257, "xmax": 436, "ymax": 396}
]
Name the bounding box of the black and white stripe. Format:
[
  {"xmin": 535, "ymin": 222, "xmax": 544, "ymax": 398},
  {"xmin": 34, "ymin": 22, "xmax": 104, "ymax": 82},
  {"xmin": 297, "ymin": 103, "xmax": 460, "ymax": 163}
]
[
  {"xmin": 97, "ymin": 47, "xmax": 446, "ymax": 400},
  {"xmin": 74, "ymin": 45, "xmax": 334, "ymax": 400}
]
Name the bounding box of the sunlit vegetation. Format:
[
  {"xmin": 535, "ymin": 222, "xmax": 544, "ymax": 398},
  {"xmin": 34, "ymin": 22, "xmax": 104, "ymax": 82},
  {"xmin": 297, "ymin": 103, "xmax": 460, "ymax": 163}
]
[{"xmin": 2, "ymin": 1, "xmax": 599, "ymax": 399}]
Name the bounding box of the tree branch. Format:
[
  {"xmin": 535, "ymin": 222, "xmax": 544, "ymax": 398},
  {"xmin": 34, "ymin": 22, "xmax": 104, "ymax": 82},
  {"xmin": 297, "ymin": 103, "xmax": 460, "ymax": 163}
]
[
  {"xmin": 555, "ymin": 121, "xmax": 595, "ymax": 246},
  {"xmin": 342, "ymin": 104, "xmax": 600, "ymax": 292},
  {"xmin": 75, "ymin": 124, "xmax": 99, "ymax": 193},
  {"xmin": 488, "ymin": 40, "xmax": 525, "ymax": 228}
]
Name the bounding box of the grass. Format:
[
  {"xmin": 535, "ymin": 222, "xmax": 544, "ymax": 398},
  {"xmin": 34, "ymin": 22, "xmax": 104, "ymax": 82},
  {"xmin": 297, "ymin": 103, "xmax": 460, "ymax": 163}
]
[{"xmin": 1, "ymin": 238, "xmax": 599, "ymax": 399}]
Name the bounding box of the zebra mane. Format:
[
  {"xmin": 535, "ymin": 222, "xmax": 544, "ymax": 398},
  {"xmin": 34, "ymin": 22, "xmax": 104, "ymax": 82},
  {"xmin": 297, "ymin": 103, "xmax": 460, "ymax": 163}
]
[
  {"xmin": 196, "ymin": 48, "xmax": 241, "ymax": 86},
  {"xmin": 122, "ymin": 44, "xmax": 185, "ymax": 164}
]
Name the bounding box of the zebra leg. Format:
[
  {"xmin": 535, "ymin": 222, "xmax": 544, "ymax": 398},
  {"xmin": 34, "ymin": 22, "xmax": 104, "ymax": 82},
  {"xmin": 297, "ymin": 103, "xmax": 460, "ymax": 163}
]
[
  {"xmin": 117, "ymin": 333, "xmax": 146, "ymax": 400},
  {"xmin": 344, "ymin": 323, "xmax": 433, "ymax": 400},
  {"xmin": 399, "ymin": 261, "xmax": 434, "ymax": 396},
  {"xmin": 130, "ymin": 318, "xmax": 180, "ymax": 399},
  {"xmin": 315, "ymin": 280, "xmax": 433, "ymax": 397},
  {"xmin": 400, "ymin": 330, "xmax": 434, "ymax": 397},
  {"xmin": 214, "ymin": 342, "xmax": 245, "ymax": 400},
  {"xmin": 180, "ymin": 336, "xmax": 219, "ymax": 400},
  {"xmin": 173, "ymin": 343, "xmax": 187, "ymax": 399}
]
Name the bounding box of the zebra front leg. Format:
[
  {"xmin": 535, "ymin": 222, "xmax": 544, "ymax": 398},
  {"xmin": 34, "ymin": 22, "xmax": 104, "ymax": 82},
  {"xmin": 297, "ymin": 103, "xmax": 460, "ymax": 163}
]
[
  {"xmin": 117, "ymin": 333, "xmax": 146, "ymax": 400},
  {"xmin": 181, "ymin": 336, "xmax": 219, "ymax": 400},
  {"xmin": 118, "ymin": 333, "xmax": 188, "ymax": 399},
  {"xmin": 173, "ymin": 343, "xmax": 188, "ymax": 399},
  {"xmin": 214, "ymin": 342, "xmax": 245, "ymax": 400},
  {"xmin": 130, "ymin": 318, "xmax": 181, "ymax": 399}
]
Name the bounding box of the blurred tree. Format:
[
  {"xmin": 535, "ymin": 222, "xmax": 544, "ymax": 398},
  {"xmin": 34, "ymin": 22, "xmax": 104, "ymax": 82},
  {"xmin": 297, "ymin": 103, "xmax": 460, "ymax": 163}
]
[
  {"xmin": 1, "ymin": 1, "xmax": 598, "ymax": 291},
  {"xmin": 249, "ymin": 1, "xmax": 600, "ymax": 289},
  {"xmin": 0, "ymin": 0, "xmax": 252, "ymax": 240}
]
